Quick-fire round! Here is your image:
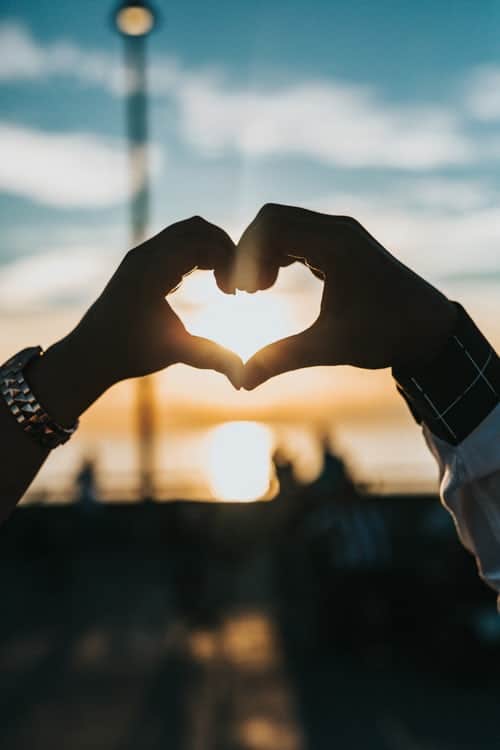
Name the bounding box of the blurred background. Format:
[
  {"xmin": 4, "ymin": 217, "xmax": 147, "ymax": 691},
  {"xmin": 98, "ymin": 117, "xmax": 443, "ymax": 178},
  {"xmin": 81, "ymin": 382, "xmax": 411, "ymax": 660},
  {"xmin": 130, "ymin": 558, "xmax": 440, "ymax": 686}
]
[{"xmin": 1, "ymin": 1, "xmax": 500, "ymax": 748}]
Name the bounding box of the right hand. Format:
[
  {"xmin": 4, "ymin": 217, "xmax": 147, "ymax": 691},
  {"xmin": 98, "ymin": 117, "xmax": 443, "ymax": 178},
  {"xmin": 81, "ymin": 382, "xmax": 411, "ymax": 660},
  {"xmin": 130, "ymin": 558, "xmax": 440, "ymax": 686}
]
[{"xmin": 236, "ymin": 204, "xmax": 457, "ymax": 390}]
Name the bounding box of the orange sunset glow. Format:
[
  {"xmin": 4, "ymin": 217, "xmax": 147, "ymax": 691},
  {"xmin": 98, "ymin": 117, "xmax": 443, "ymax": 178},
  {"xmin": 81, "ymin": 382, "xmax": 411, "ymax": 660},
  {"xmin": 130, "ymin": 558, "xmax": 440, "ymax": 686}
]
[{"xmin": 4, "ymin": 257, "xmax": 500, "ymax": 504}]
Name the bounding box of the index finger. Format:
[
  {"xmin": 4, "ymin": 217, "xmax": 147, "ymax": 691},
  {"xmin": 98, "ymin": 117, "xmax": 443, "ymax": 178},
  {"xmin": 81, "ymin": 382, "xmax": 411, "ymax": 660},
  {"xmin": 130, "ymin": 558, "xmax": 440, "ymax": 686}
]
[
  {"xmin": 148, "ymin": 216, "xmax": 238, "ymax": 293},
  {"xmin": 235, "ymin": 203, "xmax": 329, "ymax": 292}
]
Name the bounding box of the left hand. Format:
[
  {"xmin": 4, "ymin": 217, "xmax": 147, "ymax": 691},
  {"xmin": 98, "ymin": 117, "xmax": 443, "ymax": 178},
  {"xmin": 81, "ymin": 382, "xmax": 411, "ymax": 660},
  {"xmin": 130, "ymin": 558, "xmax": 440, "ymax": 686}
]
[{"xmin": 29, "ymin": 217, "xmax": 244, "ymax": 425}]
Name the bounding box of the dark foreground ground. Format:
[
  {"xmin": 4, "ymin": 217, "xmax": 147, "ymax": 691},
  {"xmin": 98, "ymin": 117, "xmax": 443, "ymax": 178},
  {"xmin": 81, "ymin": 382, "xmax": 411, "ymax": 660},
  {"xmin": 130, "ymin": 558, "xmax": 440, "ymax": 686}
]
[{"xmin": 1, "ymin": 482, "xmax": 500, "ymax": 750}]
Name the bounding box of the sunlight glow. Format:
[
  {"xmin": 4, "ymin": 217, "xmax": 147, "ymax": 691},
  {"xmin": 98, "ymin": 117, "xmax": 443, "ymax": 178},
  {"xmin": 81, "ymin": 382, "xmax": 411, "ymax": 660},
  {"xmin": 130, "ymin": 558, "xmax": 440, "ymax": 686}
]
[
  {"xmin": 189, "ymin": 290, "xmax": 295, "ymax": 362},
  {"xmin": 168, "ymin": 265, "xmax": 323, "ymax": 362},
  {"xmin": 207, "ymin": 422, "xmax": 273, "ymax": 502}
]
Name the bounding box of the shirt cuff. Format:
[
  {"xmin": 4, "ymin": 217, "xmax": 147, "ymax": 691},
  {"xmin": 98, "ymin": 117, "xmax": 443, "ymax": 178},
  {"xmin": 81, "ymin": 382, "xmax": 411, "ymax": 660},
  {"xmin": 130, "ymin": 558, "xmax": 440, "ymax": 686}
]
[{"xmin": 393, "ymin": 303, "xmax": 500, "ymax": 445}]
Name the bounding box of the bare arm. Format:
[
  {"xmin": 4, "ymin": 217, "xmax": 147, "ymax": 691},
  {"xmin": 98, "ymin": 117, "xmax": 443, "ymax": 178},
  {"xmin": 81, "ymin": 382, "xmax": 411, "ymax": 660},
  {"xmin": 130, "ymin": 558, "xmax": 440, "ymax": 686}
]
[{"xmin": 0, "ymin": 217, "xmax": 243, "ymax": 522}]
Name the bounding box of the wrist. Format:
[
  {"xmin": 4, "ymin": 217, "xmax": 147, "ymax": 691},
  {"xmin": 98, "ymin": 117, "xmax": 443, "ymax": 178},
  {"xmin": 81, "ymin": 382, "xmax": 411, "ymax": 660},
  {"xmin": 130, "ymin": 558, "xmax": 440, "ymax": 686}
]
[
  {"xmin": 393, "ymin": 303, "xmax": 500, "ymax": 444},
  {"xmin": 394, "ymin": 293, "xmax": 458, "ymax": 370},
  {"xmin": 25, "ymin": 332, "xmax": 112, "ymax": 427}
]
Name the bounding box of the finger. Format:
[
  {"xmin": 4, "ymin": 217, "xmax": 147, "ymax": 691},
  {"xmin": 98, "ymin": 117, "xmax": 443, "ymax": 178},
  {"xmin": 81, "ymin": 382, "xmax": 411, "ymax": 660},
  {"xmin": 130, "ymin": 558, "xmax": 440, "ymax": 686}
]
[
  {"xmin": 167, "ymin": 215, "xmax": 235, "ymax": 255},
  {"xmin": 235, "ymin": 205, "xmax": 291, "ymax": 291},
  {"xmin": 234, "ymin": 254, "xmax": 297, "ymax": 293},
  {"xmin": 177, "ymin": 334, "xmax": 245, "ymax": 390},
  {"xmin": 243, "ymin": 327, "xmax": 320, "ymax": 390},
  {"xmin": 214, "ymin": 265, "xmax": 237, "ymax": 295},
  {"xmin": 173, "ymin": 217, "xmax": 236, "ymax": 274},
  {"xmin": 147, "ymin": 216, "xmax": 237, "ymax": 292},
  {"xmin": 178, "ymin": 221, "xmax": 237, "ymax": 296},
  {"xmin": 214, "ymin": 254, "xmax": 280, "ymax": 294},
  {"xmin": 256, "ymin": 263, "xmax": 280, "ymax": 291},
  {"xmin": 235, "ymin": 204, "xmax": 327, "ymax": 292}
]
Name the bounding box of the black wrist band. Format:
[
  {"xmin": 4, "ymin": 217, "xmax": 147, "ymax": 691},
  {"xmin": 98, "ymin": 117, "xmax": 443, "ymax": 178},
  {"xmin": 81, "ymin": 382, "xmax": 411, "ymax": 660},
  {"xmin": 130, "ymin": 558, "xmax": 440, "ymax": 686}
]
[{"xmin": 393, "ymin": 303, "xmax": 500, "ymax": 445}]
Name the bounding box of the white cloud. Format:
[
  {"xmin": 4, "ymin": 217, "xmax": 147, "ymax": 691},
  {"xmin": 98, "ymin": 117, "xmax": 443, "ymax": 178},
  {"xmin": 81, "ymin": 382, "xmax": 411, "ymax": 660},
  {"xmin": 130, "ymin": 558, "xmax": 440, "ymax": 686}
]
[
  {"xmin": 0, "ymin": 21, "xmax": 480, "ymax": 171},
  {"xmin": 0, "ymin": 22, "xmax": 180, "ymax": 96},
  {"xmin": 410, "ymin": 178, "xmax": 496, "ymax": 211},
  {"xmin": 387, "ymin": 176, "xmax": 497, "ymax": 212},
  {"xmin": 0, "ymin": 23, "xmax": 119, "ymax": 92},
  {"xmin": 464, "ymin": 65, "xmax": 500, "ymax": 121},
  {"xmin": 0, "ymin": 123, "xmax": 162, "ymax": 207},
  {"xmin": 0, "ymin": 23, "xmax": 45, "ymax": 79},
  {"xmin": 3, "ymin": 21, "xmax": 500, "ymax": 181},
  {"xmin": 177, "ymin": 76, "xmax": 473, "ymax": 170},
  {"xmin": 310, "ymin": 188, "xmax": 500, "ymax": 281},
  {"xmin": 0, "ymin": 247, "xmax": 114, "ymax": 312}
]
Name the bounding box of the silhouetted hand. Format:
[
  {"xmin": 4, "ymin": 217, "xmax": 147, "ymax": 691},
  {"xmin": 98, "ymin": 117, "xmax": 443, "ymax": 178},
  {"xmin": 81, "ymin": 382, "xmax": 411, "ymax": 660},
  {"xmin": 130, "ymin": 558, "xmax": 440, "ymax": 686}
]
[
  {"xmin": 236, "ymin": 204, "xmax": 457, "ymax": 389},
  {"xmin": 30, "ymin": 217, "xmax": 244, "ymax": 425},
  {"xmin": 0, "ymin": 216, "xmax": 246, "ymax": 515}
]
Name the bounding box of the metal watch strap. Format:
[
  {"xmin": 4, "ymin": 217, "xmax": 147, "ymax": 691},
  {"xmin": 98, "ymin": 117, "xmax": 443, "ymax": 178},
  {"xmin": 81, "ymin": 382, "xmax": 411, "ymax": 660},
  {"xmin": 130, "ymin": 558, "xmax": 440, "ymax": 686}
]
[{"xmin": 0, "ymin": 346, "xmax": 78, "ymax": 450}]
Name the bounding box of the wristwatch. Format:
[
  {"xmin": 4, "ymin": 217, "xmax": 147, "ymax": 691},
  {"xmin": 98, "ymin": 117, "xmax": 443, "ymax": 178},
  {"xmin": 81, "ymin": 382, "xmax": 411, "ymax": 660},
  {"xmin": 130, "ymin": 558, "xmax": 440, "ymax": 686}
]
[{"xmin": 0, "ymin": 346, "xmax": 79, "ymax": 449}]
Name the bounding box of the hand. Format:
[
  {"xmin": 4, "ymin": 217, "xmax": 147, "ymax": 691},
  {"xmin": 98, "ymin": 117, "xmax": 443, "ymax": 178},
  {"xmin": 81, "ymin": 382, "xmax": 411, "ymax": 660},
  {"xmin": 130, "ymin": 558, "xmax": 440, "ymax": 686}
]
[
  {"xmin": 235, "ymin": 204, "xmax": 457, "ymax": 389},
  {"xmin": 28, "ymin": 217, "xmax": 244, "ymax": 425}
]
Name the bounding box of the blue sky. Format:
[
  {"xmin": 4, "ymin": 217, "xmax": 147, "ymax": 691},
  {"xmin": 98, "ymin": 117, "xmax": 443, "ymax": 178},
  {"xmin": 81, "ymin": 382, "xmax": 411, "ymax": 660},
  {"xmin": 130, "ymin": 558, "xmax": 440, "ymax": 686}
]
[{"xmin": 1, "ymin": 0, "xmax": 500, "ymax": 317}]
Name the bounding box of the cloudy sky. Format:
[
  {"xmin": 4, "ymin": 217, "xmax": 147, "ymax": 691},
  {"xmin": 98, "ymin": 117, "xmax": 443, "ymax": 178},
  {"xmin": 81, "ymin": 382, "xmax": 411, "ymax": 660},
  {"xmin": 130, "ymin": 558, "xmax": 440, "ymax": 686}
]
[
  {"xmin": 2, "ymin": 1, "xmax": 500, "ymax": 280},
  {"xmin": 1, "ymin": 0, "xmax": 500, "ymax": 385},
  {"xmin": 2, "ymin": 0, "xmax": 500, "ymax": 492}
]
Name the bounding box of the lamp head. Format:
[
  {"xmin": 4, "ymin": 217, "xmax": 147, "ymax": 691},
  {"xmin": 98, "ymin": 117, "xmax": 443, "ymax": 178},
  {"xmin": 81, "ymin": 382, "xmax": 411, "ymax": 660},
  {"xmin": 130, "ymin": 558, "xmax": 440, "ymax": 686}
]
[{"xmin": 114, "ymin": 1, "xmax": 157, "ymax": 37}]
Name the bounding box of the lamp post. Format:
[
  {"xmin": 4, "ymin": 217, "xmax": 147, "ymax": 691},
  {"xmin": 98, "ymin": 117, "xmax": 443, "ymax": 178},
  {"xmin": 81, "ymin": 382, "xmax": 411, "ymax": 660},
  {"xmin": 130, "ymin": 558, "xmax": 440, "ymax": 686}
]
[{"xmin": 114, "ymin": 1, "xmax": 158, "ymax": 501}]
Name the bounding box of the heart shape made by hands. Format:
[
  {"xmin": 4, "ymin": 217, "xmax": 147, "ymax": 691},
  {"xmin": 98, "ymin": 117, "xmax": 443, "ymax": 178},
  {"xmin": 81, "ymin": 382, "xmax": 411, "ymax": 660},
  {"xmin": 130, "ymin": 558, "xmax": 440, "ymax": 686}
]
[{"xmin": 169, "ymin": 263, "xmax": 323, "ymax": 365}]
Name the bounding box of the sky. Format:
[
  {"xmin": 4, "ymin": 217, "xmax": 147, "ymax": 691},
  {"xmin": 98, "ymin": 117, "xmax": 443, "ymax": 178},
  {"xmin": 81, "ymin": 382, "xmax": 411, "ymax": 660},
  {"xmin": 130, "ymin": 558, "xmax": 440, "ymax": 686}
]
[{"xmin": 1, "ymin": 0, "xmax": 500, "ymax": 494}]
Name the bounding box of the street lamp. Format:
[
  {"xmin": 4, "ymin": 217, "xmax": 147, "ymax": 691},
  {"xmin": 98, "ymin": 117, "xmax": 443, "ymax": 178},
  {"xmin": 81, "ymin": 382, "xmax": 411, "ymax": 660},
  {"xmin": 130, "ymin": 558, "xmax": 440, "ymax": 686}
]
[
  {"xmin": 114, "ymin": 0, "xmax": 158, "ymax": 501},
  {"xmin": 115, "ymin": 3, "xmax": 156, "ymax": 36}
]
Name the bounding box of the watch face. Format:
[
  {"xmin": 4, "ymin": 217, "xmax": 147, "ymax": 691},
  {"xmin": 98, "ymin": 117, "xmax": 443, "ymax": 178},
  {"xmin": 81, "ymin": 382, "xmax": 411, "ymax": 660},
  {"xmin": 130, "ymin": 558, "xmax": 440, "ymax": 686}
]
[{"xmin": 1, "ymin": 346, "xmax": 42, "ymax": 372}]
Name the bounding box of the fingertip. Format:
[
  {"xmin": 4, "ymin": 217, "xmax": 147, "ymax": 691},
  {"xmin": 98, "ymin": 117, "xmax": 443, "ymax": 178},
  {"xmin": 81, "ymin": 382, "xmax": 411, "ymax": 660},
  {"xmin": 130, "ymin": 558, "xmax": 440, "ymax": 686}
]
[
  {"xmin": 256, "ymin": 266, "xmax": 279, "ymax": 291},
  {"xmin": 227, "ymin": 366, "xmax": 244, "ymax": 390},
  {"xmin": 242, "ymin": 381, "xmax": 258, "ymax": 392},
  {"xmin": 242, "ymin": 377, "xmax": 262, "ymax": 391},
  {"xmin": 179, "ymin": 335, "xmax": 244, "ymax": 387},
  {"xmin": 242, "ymin": 360, "xmax": 267, "ymax": 391},
  {"xmin": 216, "ymin": 278, "xmax": 236, "ymax": 295},
  {"xmin": 219, "ymin": 350, "xmax": 245, "ymax": 389},
  {"xmin": 214, "ymin": 268, "xmax": 237, "ymax": 295}
]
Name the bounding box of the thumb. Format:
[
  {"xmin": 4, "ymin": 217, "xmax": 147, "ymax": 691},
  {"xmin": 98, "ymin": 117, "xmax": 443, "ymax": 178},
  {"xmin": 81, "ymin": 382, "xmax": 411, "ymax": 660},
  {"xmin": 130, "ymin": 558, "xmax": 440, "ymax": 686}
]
[
  {"xmin": 177, "ymin": 333, "xmax": 245, "ymax": 390},
  {"xmin": 243, "ymin": 327, "xmax": 320, "ymax": 390}
]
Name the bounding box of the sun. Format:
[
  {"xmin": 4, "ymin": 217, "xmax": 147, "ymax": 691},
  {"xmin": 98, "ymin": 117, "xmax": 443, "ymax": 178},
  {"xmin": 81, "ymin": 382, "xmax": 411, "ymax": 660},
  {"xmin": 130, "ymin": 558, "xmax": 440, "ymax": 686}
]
[{"xmin": 207, "ymin": 421, "xmax": 273, "ymax": 501}]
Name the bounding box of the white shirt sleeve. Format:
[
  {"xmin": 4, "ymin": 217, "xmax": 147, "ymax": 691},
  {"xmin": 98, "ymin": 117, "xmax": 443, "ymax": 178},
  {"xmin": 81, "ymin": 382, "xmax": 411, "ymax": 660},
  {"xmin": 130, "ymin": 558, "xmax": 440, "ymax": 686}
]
[{"xmin": 423, "ymin": 403, "xmax": 500, "ymax": 607}]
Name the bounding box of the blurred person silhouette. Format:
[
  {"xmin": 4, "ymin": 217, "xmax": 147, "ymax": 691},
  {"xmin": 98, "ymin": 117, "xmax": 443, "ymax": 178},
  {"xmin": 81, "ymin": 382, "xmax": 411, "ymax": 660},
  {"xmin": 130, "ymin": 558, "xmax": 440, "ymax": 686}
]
[
  {"xmin": 1, "ymin": 207, "xmax": 499, "ymax": 606},
  {"xmin": 75, "ymin": 455, "xmax": 99, "ymax": 507}
]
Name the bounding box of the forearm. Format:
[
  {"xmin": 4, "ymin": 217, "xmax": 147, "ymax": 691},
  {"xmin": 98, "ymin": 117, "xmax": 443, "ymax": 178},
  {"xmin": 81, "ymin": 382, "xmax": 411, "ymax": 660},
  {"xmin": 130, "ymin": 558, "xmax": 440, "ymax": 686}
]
[
  {"xmin": 0, "ymin": 334, "xmax": 109, "ymax": 521},
  {"xmin": 394, "ymin": 304, "xmax": 500, "ymax": 600},
  {"xmin": 393, "ymin": 303, "xmax": 499, "ymax": 445},
  {"xmin": 0, "ymin": 392, "xmax": 49, "ymax": 522}
]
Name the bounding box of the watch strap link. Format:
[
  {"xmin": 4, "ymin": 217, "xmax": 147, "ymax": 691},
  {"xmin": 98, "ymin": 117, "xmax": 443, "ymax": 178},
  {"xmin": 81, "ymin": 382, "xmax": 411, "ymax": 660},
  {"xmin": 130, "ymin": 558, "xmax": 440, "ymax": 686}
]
[{"xmin": 0, "ymin": 347, "xmax": 78, "ymax": 450}]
